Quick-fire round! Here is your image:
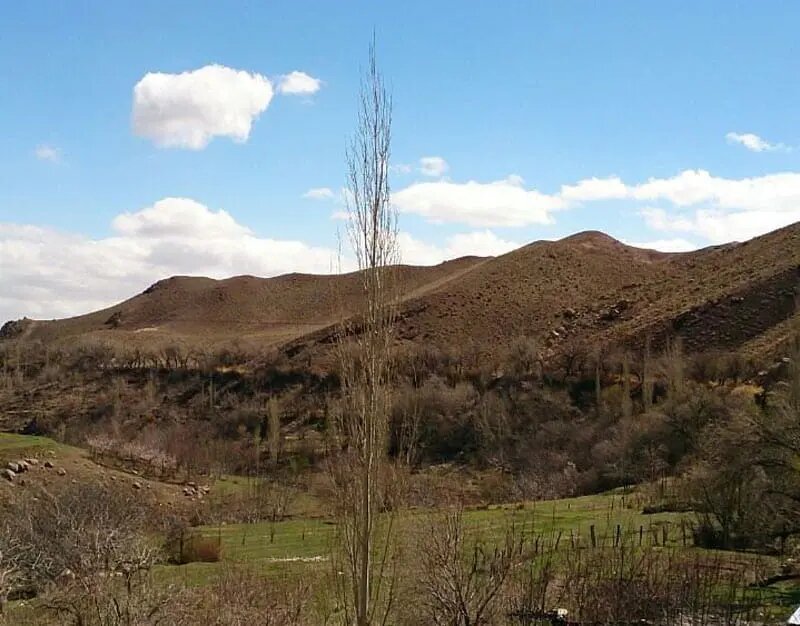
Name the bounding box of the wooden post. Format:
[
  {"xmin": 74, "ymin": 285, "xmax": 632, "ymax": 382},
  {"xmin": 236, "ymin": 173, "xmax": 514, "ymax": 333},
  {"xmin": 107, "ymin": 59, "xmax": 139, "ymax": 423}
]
[
  {"xmin": 662, "ymin": 524, "xmax": 668, "ymax": 546},
  {"xmin": 681, "ymin": 520, "xmax": 687, "ymax": 547},
  {"xmin": 555, "ymin": 530, "xmax": 562, "ymax": 551},
  {"xmin": 590, "ymin": 524, "xmax": 597, "ymax": 548},
  {"xmin": 570, "ymin": 529, "xmax": 575, "ymax": 549},
  {"xmin": 615, "ymin": 524, "xmax": 621, "ymax": 548},
  {"xmin": 639, "ymin": 525, "xmax": 643, "ymax": 546}
]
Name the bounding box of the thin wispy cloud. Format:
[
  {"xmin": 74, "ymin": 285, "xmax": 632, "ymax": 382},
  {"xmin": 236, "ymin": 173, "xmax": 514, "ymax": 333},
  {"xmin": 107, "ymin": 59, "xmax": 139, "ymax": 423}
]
[
  {"xmin": 34, "ymin": 144, "xmax": 61, "ymax": 163},
  {"xmin": 303, "ymin": 187, "xmax": 335, "ymax": 200},
  {"xmin": 725, "ymin": 131, "xmax": 790, "ymax": 153}
]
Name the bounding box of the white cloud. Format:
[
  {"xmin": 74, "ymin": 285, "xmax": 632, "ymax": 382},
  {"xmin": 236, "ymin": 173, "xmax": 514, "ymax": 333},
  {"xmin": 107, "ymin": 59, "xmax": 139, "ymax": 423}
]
[
  {"xmin": 277, "ymin": 71, "xmax": 322, "ymax": 95},
  {"xmin": 392, "ymin": 175, "xmax": 566, "ymax": 227},
  {"xmin": 725, "ymin": 132, "xmax": 788, "ymax": 153},
  {"xmin": 34, "ymin": 144, "xmax": 61, "ymax": 163},
  {"xmin": 623, "ymin": 237, "xmax": 698, "ymax": 253},
  {"xmin": 394, "ymin": 167, "xmax": 800, "ymax": 241},
  {"xmin": 303, "ymin": 187, "xmax": 335, "ymax": 200},
  {"xmin": 0, "ymin": 198, "xmax": 335, "ymax": 321},
  {"xmin": 132, "ymin": 64, "xmax": 274, "ymax": 149},
  {"xmin": 641, "ymin": 205, "xmax": 800, "ymax": 244},
  {"xmin": 399, "ymin": 230, "xmax": 519, "ymax": 266},
  {"xmin": 559, "ymin": 176, "xmax": 627, "ymax": 202},
  {"xmin": 640, "ymin": 207, "xmax": 696, "ymax": 233},
  {"xmin": 112, "ymin": 198, "xmax": 250, "ymax": 239},
  {"xmin": 631, "ymin": 170, "xmax": 800, "ymax": 241},
  {"xmin": 419, "ymin": 156, "xmax": 449, "ymax": 177}
]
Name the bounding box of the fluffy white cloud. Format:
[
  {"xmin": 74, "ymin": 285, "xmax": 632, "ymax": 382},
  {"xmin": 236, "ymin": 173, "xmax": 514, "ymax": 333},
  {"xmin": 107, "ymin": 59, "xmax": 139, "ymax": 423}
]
[
  {"xmin": 0, "ymin": 199, "xmax": 336, "ymax": 321},
  {"xmin": 392, "ymin": 175, "xmax": 566, "ymax": 227},
  {"xmin": 277, "ymin": 71, "xmax": 322, "ymax": 95},
  {"xmin": 419, "ymin": 156, "xmax": 449, "ymax": 177},
  {"xmin": 303, "ymin": 187, "xmax": 335, "ymax": 200},
  {"xmin": 641, "ymin": 205, "xmax": 800, "ymax": 244},
  {"xmin": 399, "ymin": 230, "xmax": 519, "ymax": 265},
  {"xmin": 394, "ymin": 167, "xmax": 800, "ymax": 241},
  {"xmin": 112, "ymin": 198, "xmax": 250, "ymax": 239},
  {"xmin": 725, "ymin": 132, "xmax": 788, "ymax": 153},
  {"xmin": 559, "ymin": 176, "xmax": 627, "ymax": 202},
  {"xmin": 632, "ymin": 170, "xmax": 800, "ymax": 242},
  {"xmin": 132, "ymin": 64, "xmax": 274, "ymax": 149},
  {"xmin": 34, "ymin": 144, "xmax": 61, "ymax": 163}
]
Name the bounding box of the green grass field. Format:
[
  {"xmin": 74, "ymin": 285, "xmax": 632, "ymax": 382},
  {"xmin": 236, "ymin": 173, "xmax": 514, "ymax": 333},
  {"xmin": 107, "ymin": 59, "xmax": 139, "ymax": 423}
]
[
  {"xmin": 156, "ymin": 490, "xmax": 727, "ymax": 586},
  {"xmin": 4, "ymin": 433, "xmax": 799, "ymax": 619},
  {"xmin": 0, "ymin": 432, "xmax": 65, "ymax": 456}
]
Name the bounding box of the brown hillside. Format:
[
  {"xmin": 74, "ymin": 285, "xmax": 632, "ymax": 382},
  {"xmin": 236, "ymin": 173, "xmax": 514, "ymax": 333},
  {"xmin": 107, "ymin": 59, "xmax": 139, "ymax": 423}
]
[
  {"xmin": 286, "ymin": 223, "xmax": 800, "ymax": 364},
  {"xmin": 4, "ymin": 222, "xmax": 799, "ymax": 363},
  {"xmin": 5, "ymin": 256, "xmax": 486, "ymax": 347}
]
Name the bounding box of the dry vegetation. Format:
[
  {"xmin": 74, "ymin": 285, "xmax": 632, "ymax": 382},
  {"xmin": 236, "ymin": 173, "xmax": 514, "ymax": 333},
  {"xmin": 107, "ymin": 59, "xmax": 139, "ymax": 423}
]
[{"xmin": 2, "ymin": 31, "xmax": 800, "ymax": 626}]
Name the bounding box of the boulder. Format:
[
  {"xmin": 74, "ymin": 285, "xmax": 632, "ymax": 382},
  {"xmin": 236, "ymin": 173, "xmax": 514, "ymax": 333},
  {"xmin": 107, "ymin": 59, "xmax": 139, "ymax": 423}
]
[
  {"xmin": 56, "ymin": 468, "xmax": 66, "ymax": 476},
  {"xmin": 599, "ymin": 307, "xmax": 620, "ymax": 321},
  {"xmin": 15, "ymin": 460, "xmax": 28, "ymax": 472},
  {"xmin": 25, "ymin": 458, "xmax": 39, "ymax": 466},
  {"xmin": 1, "ymin": 468, "xmax": 15, "ymax": 482},
  {"xmin": 132, "ymin": 481, "xmax": 142, "ymax": 490},
  {"xmin": 6, "ymin": 461, "xmax": 21, "ymax": 473},
  {"xmin": 44, "ymin": 460, "xmax": 54, "ymax": 469}
]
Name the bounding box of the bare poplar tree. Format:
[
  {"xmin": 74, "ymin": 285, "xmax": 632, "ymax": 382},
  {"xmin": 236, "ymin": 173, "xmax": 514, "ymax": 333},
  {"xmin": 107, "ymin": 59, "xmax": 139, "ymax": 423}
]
[{"xmin": 329, "ymin": 37, "xmax": 399, "ymax": 626}]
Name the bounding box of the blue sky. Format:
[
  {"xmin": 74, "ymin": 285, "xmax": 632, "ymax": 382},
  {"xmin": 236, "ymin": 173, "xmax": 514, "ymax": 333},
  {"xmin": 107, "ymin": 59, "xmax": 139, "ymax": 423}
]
[{"xmin": 2, "ymin": 1, "xmax": 800, "ymax": 320}]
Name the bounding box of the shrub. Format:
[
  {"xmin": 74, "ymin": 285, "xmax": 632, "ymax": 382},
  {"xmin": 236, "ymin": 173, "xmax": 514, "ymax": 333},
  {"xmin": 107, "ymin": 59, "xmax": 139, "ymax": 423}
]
[{"xmin": 167, "ymin": 532, "xmax": 222, "ymax": 564}]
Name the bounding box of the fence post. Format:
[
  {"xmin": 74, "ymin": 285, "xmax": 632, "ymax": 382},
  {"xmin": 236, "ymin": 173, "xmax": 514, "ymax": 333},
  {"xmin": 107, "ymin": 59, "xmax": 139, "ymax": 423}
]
[
  {"xmin": 590, "ymin": 524, "xmax": 597, "ymax": 548},
  {"xmin": 662, "ymin": 524, "xmax": 669, "ymax": 546},
  {"xmin": 555, "ymin": 530, "xmax": 562, "ymax": 551},
  {"xmin": 639, "ymin": 526, "xmax": 643, "ymax": 546},
  {"xmin": 615, "ymin": 524, "xmax": 621, "ymax": 547}
]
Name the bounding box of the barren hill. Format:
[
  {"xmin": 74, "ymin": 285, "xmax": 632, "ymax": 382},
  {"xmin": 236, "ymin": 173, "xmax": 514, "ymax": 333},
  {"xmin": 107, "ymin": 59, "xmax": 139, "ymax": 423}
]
[
  {"xmin": 2, "ymin": 255, "xmax": 486, "ymax": 347},
  {"xmin": 4, "ymin": 223, "xmax": 799, "ymax": 362}
]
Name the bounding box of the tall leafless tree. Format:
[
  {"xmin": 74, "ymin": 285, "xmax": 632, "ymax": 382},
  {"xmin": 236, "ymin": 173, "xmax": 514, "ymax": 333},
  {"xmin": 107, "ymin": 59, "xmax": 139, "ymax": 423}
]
[{"xmin": 329, "ymin": 37, "xmax": 399, "ymax": 626}]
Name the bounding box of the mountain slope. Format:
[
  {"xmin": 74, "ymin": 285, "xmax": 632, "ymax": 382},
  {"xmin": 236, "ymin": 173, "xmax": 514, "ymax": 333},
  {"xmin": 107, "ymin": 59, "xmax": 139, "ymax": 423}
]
[{"xmin": 4, "ymin": 223, "xmax": 799, "ymax": 363}]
